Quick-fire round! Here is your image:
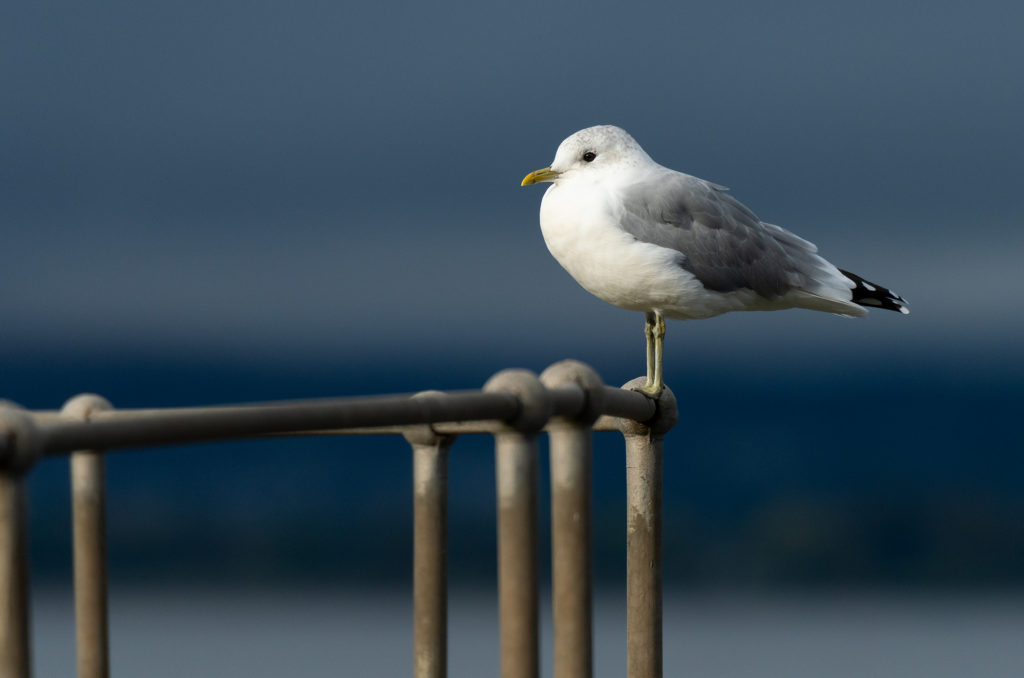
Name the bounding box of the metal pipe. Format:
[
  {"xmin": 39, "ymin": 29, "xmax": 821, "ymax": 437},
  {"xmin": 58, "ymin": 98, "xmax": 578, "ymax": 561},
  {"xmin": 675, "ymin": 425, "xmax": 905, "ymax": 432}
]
[
  {"xmin": 485, "ymin": 370, "xmax": 551, "ymax": 678},
  {"xmin": 35, "ymin": 391, "xmax": 522, "ymax": 456},
  {"xmin": 541, "ymin": 361, "xmax": 604, "ymax": 678},
  {"xmin": 548, "ymin": 425, "xmax": 592, "ymax": 678},
  {"xmin": 404, "ymin": 393, "xmax": 456, "ymax": 678},
  {"xmin": 494, "ymin": 430, "xmax": 539, "ymax": 678},
  {"xmin": 411, "ymin": 441, "xmax": 449, "ymax": 678},
  {"xmin": 244, "ymin": 386, "xmax": 648, "ymax": 437},
  {"xmin": 599, "ymin": 385, "xmax": 656, "ymax": 423},
  {"xmin": 63, "ymin": 394, "xmax": 114, "ymax": 678},
  {"xmin": 71, "ymin": 452, "xmax": 109, "ymax": 678},
  {"xmin": 618, "ymin": 380, "xmax": 678, "ymax": 678},
  {"xmin": 623, "ymin": 430, "xmax": 662, "ymax": 678},
  {"xmin": 0, "ymin": 474, "xmax": 30, "ymax": 678},
  {"xmin": 19, "ymin": 385, "xmax": 656, "ymax": 459},
  {"xmin": 252, "ymin": 412, "xmax": 632, "ymax": 437}
]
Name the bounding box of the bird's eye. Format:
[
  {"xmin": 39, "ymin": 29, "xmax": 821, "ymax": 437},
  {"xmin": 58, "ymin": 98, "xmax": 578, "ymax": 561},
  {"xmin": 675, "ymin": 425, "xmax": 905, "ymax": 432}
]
[{"xmin": 582, "ymin": 151, "xmax": 597, "ymax": 162}]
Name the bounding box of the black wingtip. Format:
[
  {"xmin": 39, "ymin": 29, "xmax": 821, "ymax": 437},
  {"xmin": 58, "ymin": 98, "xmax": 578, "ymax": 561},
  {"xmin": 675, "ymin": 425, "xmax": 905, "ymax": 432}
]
[{"xmin": 839, "ymin": 269, "xmax": 910, "ymax": 315}]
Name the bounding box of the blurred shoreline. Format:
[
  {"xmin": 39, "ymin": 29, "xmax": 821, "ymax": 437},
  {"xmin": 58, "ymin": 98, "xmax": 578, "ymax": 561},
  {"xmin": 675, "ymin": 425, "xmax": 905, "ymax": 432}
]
[{"xmin": 32, "ymin": 587, "xmax": 1024, "ymax": 677}]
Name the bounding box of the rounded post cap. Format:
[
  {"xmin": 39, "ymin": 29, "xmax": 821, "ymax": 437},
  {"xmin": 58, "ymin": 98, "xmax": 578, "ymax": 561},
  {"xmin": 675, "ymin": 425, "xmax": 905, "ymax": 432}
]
[
  {"xmin": 403, "ymin": 390, "xmax": 457, "ymax": 447},
  {"xmin": 540, "ymin": 359, "xmax": 605, "ymax": 424},
  {"xmin": 61, "ymin": 393, "xmax": 114, "ymax": 420},
  {"xmin": 483, "ymin": 368, "xmax": 551, "ymax": 433},
  {"xmin": 618, "ymin": 378, "xmax": 678, "ymax": 436}
]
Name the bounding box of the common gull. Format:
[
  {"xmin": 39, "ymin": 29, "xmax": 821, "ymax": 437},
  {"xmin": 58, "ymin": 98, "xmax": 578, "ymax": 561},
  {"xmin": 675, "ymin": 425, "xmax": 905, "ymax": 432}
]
[{"xmin": 521, "ymin": 125, "xmax": 908, "ymax": 396}]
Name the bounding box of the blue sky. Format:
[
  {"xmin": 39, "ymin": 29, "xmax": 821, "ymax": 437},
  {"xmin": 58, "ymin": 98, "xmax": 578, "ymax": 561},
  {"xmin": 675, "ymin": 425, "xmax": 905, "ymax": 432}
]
[{"xmin": 2, "ymin": 1, "xmax": 1022, "ymax": 370}]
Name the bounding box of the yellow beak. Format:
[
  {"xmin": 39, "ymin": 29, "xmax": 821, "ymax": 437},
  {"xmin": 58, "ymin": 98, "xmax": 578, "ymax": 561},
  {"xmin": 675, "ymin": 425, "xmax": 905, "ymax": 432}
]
[{"xmin": 521, "ymin": 167, "xmax": 560, "ymax": 186}]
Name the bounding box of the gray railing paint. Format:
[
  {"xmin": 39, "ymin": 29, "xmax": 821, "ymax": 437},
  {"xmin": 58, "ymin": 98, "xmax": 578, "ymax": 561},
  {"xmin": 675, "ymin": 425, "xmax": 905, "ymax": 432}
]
[{"xmin": 0, "ymin": 360, "xmax": 676, "ymax": 678}]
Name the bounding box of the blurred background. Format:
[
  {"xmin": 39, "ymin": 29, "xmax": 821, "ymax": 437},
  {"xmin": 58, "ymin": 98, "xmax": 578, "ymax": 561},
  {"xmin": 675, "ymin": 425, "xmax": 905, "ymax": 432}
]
[{"xmin": 3, "ymin": 1, "xmax": 1023, "ymax": 675}]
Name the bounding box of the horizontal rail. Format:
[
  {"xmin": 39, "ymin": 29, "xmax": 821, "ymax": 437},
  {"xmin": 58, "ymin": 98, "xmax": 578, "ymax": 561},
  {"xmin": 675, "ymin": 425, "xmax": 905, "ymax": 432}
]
[
  {"xmin": 3, "ymin": 384, "xmax": 656, "ymax": 465},
  {"xmin": 258, "ymin": 413, "xmax": 637, "ymax": 437}
]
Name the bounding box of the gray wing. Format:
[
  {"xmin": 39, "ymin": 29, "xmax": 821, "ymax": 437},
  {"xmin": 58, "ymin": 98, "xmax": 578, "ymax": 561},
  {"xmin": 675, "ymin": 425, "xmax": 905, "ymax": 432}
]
[{"xmin": 618, "ymin": 172, "xmax": 826, "ymax": 298}]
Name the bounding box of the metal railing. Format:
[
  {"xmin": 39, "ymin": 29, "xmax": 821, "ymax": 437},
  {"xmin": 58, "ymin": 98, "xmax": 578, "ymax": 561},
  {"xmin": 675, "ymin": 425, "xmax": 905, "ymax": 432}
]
[{"xmin": 0, "ymin": 360, "xmax": 677, "ymax": 678}]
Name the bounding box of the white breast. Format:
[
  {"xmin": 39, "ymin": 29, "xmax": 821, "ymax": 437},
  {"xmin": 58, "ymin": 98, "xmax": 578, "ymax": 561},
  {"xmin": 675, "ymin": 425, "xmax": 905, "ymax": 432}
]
[{"xmin": 538, "ymin": 181, "xmax": 706, "ymax": 316}]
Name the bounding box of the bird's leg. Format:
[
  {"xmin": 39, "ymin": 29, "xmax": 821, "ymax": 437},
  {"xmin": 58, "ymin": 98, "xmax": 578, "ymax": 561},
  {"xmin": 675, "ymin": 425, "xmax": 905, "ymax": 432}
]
[
  {"xmin": 644, "ymin": 314, "xmax": 656, "ymax": 389},
  {"xmin": 638, "ymin": 312, "xmax": 664, "ymax": 397},
  {"xmin": 652, "ymin": 313, "xmax": 666, "ymax": 395}
]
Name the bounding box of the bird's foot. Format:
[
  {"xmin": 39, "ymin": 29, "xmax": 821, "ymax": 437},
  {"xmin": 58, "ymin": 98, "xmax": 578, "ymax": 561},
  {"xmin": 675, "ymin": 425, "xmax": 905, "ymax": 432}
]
[{"xmin": 633, "ymin": 380, "xmax": 664, "ymax": 399}]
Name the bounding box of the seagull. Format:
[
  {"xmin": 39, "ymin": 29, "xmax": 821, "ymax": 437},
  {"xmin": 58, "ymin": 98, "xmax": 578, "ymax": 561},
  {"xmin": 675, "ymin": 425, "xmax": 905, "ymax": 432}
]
[{"xmin": 521, "ymin": 125, "xmax": 908, "ymax": 397}]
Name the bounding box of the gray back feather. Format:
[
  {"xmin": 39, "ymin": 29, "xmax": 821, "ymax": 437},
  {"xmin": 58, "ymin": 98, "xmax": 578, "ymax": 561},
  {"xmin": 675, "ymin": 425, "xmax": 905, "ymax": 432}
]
[{"xmin": 618, "ymin": 173, "xmax": 827, "ymax": 298}]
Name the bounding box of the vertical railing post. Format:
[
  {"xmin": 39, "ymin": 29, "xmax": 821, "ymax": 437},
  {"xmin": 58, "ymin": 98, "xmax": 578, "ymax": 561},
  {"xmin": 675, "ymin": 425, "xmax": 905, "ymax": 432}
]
[
  {"xmin": 484, "ymin": 370, "xmax": 551, "ymax": 678},
  {"xmin": 0, "ymin": 475, "xmax": 30, "ymax": 678},
  {"xmin": 404, "ymin": 392, "xmax": 456, "ymax": 678},
  {"xmin": 540, "ymin": 361, "xmax": 604, "ymax": 678},
  {"xmin": 0, "ymin": 404, "xmax": 39, "ymax": 678},
  {"xmin": 63, "ymin": 395, "xmax": 114, "ymax": 678},
  {"xmin": 618, "ymin": 381, "xmax": 678, "ymax": 678}
]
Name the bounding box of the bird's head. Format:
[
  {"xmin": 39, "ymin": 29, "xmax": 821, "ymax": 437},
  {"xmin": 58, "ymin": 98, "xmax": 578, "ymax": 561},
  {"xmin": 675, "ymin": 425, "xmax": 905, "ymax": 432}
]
[{"xmin": 521, "ymin": 125, "xmax": 653, "ymax": 187}]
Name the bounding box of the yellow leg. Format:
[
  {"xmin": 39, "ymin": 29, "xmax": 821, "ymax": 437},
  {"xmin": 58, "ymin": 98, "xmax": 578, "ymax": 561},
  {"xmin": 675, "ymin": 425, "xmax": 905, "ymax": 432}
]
[
  {"xmin": 643, "ymin": 316, "xmax": 656, "ymax": 390},
  {"xmin": 653, "ymin": 314, "xmax": 665, "ymax": 394},
  {"xmin": 637, "ymin": 313, "xmax": 666, "ymax": 397}
]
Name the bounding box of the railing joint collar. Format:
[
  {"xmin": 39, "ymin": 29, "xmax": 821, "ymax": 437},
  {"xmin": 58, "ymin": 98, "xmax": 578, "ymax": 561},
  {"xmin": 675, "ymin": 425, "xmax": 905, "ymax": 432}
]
[
  {"xmin": 403, "ymin": 391, "xmax": 458, "ymax": 447},
  {"xmin": 483, "ymin": 369, "xmax": 551, "ymax": 433},
  {"xmin": 0, "ymin": 402, "xmax": 41, "ymax": 475},
  {"xmin": 618, "ymin": 378, "xmax": 678, "ymax": 438},
  {"xmin": 540, "ymin": 360, "xmax": 605, "ymax": 425},
  {"xmin": 61, "ymin": 393, "xmax": 114, "ymax": 423}
]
